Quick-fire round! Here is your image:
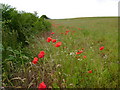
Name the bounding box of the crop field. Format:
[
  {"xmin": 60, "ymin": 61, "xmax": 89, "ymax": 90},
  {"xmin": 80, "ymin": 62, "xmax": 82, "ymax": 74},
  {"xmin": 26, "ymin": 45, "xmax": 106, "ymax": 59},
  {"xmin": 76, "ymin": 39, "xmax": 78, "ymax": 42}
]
[
  {"xmin": 2, "ymin": 17, "xmax": 119, "ymax": 88},
  {"xmin": 26, "ymin": 17, "xmax": 118, "ymax": 88}
]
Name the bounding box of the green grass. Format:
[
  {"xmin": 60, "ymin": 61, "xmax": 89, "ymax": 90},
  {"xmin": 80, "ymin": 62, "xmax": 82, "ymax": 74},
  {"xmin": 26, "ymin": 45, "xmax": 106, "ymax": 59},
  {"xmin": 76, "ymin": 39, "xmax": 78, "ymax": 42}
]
[
  {"xmin": 4, "ymin": 17, "xmax": 119, "ymax": 88},
  {"xmin": 46, "ymin": 17, "xmax": 118, "ymax": 88}
]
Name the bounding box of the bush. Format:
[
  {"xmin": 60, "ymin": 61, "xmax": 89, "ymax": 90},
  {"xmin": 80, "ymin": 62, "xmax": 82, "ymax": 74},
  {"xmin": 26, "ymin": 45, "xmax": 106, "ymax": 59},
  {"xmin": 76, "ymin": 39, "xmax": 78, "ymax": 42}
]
[
  {"xmin": 2, "ymin": 4, "xmax": 51, "ymax": 47},
  {"xmin": 2, "ymin": 4, "xmax": 51, "ymax": 86}
]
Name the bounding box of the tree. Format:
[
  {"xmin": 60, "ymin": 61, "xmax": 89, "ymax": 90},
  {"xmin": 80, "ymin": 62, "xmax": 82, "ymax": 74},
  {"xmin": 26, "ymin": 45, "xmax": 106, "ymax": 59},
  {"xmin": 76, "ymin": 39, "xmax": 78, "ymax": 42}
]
[{"xmin": 40, "ymin": 15, "xmax": 50, "ymax": 19}]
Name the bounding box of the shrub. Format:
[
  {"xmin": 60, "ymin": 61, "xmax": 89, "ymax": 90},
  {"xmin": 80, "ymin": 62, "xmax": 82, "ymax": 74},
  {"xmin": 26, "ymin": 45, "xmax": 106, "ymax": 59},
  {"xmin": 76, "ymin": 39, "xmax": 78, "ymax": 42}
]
[{"xmin": 2, "ymin": 4, "xmax": 51, "ymax": 86}]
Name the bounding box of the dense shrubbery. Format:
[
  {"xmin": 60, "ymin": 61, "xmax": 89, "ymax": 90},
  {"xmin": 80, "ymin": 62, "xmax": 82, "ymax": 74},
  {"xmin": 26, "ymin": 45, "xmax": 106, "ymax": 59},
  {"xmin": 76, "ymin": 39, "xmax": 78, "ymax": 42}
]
[
  {"xmin": 2, "ymin": 4, "xmax": 51, "ymax": 47},
  {"xmin": 2, "ymin": 4, "xmax": 51, "ymax": 86}
]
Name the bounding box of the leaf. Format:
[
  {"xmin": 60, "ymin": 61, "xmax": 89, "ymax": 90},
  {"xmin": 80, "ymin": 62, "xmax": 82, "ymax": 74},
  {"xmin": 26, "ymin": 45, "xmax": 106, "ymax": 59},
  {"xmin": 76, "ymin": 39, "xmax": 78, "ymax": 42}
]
[
  {"xmin": 8, "ymin": 55, "xmax": 15, "ymax": 60},
  {"xmin": 21, "ymin": 55, "xmax": 29, "ymax": 60},
  {"xmin": 13, "ymin": 50, "xmax": 20, "ymax": 54},
  {"xmin": 6, "ymin": 47, "xmax": 13, "ymax": 52}
]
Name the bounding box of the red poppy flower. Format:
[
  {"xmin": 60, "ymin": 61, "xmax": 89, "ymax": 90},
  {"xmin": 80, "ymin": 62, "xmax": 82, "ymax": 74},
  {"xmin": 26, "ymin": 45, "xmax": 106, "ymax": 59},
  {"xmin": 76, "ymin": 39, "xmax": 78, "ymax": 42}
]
[
  {"xmin": 79, "ymin": 51, "xmax": 83, "ymax": 53},
  {"xmin": 55, "ymin": 42, "xmax": 62, "ymax": 47},
  {"xmin": 51, "ymin": 32, "xmax": 55, "ymax": 34},
  {"xmin": 40, "ymin": 51, "xmax": 45, "ymax": 55},
  {"xmin": 78, "ymin": 28, "xmax": 81, "ymax": 30},
  {"xmin": 76, "ymin": 51, "xmax": 83, "ymax": 55},
  {"xmin": 99, "ymin": 46, "xmax": 104, "ymax": 50},
  {"xmin": 46, "ymin": 37, "xmax": 52, "ymax": 42},
  {"xmin": 65, "ymin": 32, "xmax": 68, "ymax": 35},
  {"xmin": 52, "ymin": 24, "xmax": 54, "ymax": 26},
  {"xmin": 65, "ymin": 33, "xmax": 68, "ymax": 35},
  {"xmin": 65, "ymin": 30, "xmax": 70, "ymax": 35},
  {"xmin": 66, "ymin": 30, "xmax": 70, "ymax": 33},
  {"xmin": 52, "ymin": 39, "xmax": 57, "ymax": 43},
  {"xmin": 83, "ymin": 56, "xmax": 87, "ymax": 58},
  {"xmin": 88, "ymin": 70, "xmax": 92, "ymax": 73},
  {"xmin": 82, "ymin": 48, "xmax": 84, "ymax": 50},
  {"xmin": 78, "ymin": 49, "xmax": 81, "ymax": 52},
  {"xmin": 38, "ymin": 82, "xmax": 46, "ymax": 89},
  {"xmin": 32, "ymin": 57, "xmax": 38, "ymax": 64},
  {"xmin": 38, "ymin": 51, "xmax": 45, "ymax": 58}
]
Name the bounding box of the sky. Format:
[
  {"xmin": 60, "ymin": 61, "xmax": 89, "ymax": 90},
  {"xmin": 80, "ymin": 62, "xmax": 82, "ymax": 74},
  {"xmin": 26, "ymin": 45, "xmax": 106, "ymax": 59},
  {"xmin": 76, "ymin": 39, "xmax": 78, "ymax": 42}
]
[{"xmin": 0, "ymin": 0, "xmax": 119, "ymax": 19}]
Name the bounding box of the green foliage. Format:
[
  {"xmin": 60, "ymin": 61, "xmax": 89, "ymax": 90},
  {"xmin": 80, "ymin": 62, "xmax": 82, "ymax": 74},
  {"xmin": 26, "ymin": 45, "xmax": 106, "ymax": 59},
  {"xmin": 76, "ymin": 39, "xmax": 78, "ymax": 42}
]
[
  {"xmin": 2, "ymin": 4, "xmax": 51, "ymax": 47},
  {"xmin": 2, "ymin": 4, "xmax": 51, "ymax": 86},
  {"xmin": 33, "ymin": 17, "xmax": 51, "ymax": 33}
]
